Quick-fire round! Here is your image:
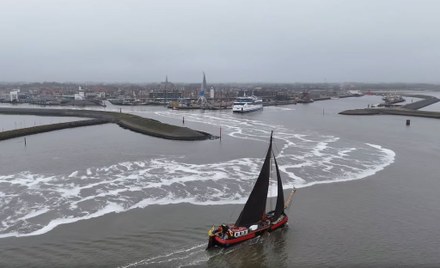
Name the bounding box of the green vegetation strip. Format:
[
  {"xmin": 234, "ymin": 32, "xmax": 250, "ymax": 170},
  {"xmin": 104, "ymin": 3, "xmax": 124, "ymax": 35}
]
[{"xmin": 0, "ymin": 107, "xmax": 214, "ymax": 140}]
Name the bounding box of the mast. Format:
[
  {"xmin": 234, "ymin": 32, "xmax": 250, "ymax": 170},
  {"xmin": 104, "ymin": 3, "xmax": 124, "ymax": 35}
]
[{"xmin": 235, "ymin": 131, "xmax": 273, "ymax": 227}]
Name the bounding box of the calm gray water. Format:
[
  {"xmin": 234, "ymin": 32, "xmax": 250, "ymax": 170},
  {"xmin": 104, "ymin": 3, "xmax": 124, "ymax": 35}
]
[{"xmin": 0, "ymin": 95, "xmax": 440, "ymax": 267}]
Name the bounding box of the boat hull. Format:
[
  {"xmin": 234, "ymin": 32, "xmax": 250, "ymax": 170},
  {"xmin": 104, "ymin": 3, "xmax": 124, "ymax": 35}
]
[
  {"xmin": 232, "ymin": 105, "xmax": 263, "ymax": 113},
  {"xmin": 207, "ymin": 216, "xmax": 288, "ymax": 249}
]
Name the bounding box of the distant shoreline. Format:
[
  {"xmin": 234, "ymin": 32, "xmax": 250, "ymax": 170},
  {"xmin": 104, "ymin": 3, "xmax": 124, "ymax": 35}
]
[{"xmin": 0, "ymin": 107, "xmax": 215, "ymax": 141}]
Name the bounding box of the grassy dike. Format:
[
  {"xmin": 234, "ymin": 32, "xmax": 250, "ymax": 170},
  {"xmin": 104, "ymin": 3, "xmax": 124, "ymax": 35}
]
[
  {"xmin": 0, "ymin": 119, "xmax": 108, "ymax": 141},
  {"xmin": 0, "ymin": 107, "xmax": 215, "ymax": 141}
]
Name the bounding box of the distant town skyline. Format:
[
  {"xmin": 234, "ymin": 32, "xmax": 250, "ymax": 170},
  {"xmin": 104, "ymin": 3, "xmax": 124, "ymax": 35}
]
[{"xmin": 1, "ymin": 0, "xmax": 440, "ymax": 83}]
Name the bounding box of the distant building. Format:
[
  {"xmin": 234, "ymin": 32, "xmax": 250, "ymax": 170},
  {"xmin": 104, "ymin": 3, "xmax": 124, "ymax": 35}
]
[
  {"xmin": 10, "ymin": 89, "xmax": 20, "ymax": 102},
  {"xmin": 74, "ymin": 91, "xmax": 85, "ymax": 100},
  {"xmin": 148, "ymin": 91, "xmax": 181, "ymax": 100},
  {"xmin": 149, "ymin": 76, "xmax": 181, "ymax": 102},
  {"xmin": 348, "ymin": 90, "xmax": 363, "ymax": 96},
  {"xmin": 210, "ymin": 87, "xmax": 215, "ymax": 99}
]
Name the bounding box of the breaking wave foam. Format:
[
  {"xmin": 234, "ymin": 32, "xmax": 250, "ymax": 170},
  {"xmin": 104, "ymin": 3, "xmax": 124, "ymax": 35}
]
[{"xmin": 0, "ymin": 111, "xmax": 395, "ymax": 238}]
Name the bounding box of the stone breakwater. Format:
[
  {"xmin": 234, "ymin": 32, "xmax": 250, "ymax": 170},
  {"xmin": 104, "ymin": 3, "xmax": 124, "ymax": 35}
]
[
  {"xmin": 339, "ymin": 95, "xmax": 440, "ymax": 119},
  {"xmin": 401, "ymin": 95, "xmax": 439, "ymax": 110},
  {"xmin": 339, "ymin": 108, "xmax": 440, "ymax": 119},
  {"xmin": 0, "ymin": 107, "xmax": 215, "ymax": 141}
]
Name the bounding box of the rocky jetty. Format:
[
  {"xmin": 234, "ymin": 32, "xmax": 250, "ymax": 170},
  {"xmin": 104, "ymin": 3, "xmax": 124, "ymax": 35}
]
[{"xmin": 339, "ymin": 95, "xmax": 440, "ymax": 119}]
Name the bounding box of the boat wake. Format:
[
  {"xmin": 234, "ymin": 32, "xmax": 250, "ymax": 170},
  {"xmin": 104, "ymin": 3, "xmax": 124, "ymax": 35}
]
[
  {"xmin": 265, "ymin": 106, "xmax": 296, "ymax": 111},
  {"xmin": 0, "ymin": 110, "xmax": 395, "ymax": 238},
  {"xmin": 119, "ymin": 229, "xmax": 286, "ymax": 267},
  {"xmin": 118, "ymin": 243, "xmax": 207, "ymax": 268}
]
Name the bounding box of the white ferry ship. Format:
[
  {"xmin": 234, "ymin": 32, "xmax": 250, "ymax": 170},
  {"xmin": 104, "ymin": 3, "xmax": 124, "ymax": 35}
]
[{"xmin": 232, "ymin": 96, "xmax": 263, "ymax": 113}]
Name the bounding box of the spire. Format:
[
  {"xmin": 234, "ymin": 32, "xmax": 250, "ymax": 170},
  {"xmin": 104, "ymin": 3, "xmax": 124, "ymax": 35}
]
[
  {"xmin": 197, "ymin": 72, "xmax": 208, "ymax": 107},
  {"xmin": 202, "ymin": 72, "xmax": 207, "ymax": 92},
  {"xmin": 200, "ymin": 72, "xmax": 207, "ymax": 96}
]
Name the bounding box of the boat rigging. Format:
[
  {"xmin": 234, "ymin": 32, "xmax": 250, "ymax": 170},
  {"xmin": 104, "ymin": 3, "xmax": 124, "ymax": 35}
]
[{"xmin": 207, "ymin": 131, "xmax": 295, "ymax": 249}]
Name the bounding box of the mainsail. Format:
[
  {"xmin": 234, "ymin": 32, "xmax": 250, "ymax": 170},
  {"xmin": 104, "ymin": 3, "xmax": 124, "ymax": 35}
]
[{"xmin": 235, "ymin": 132, "xmax": 273, "ymax": 227}]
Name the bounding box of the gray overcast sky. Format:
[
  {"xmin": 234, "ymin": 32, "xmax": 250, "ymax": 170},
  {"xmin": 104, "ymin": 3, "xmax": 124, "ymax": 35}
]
[{"xmin": 1, "ymin": 0, "xmax": 439, "ymax": 83}]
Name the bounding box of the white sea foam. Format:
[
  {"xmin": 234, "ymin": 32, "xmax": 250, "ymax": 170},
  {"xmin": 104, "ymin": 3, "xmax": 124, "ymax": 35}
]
[
  {"xmin": 15, "ymin": 208, "xmax": 50, "ymax": 222},
  {"xmin": 0, "ymin": 111, "xmax": 395, "ymax": 238},
  {"xmin": 0, "ymin": 202, "xmax": 124, "ymax": 238},
  {"xmin": 68, "ymin": 171, "xmax": 78, "ymax": 177}
]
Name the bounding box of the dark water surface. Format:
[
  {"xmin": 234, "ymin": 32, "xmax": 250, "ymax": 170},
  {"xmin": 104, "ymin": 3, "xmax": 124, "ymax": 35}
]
[{"xmin": 1, "ymin": 95, "xmax": 440, "ymax": 267}]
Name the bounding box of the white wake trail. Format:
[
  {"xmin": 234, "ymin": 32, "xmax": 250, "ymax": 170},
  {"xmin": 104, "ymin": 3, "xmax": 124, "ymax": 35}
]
[{"xmin": 0, "ymin": 111, "xmax": 395, "ymax": 238}]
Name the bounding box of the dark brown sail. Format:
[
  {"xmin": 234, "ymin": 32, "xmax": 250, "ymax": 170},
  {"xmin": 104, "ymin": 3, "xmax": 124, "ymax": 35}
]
[
  {"xmin": 273, "ymin": 154, "xmax": 285, "ymax": 219},
  {"xmin": 235, "ymin": 133, "xmax": 273, "ymax": 227},
  {"xmin": 207, "ymin": 131, "xmax": 292, "ymax": 249}
]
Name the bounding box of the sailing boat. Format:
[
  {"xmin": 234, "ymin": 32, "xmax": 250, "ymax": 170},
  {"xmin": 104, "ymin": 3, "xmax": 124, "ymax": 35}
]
[{"xmin": 207, "ymin": 131, "xmax": 296, "ymax": 249}]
